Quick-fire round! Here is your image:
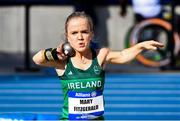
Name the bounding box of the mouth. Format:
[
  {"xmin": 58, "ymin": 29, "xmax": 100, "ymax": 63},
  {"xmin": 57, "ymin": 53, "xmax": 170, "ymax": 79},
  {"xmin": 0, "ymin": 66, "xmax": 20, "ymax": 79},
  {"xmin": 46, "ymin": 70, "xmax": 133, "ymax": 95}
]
[{"xmin": 78, "ymin": 43, "xmax": 85, "ymax": 48}]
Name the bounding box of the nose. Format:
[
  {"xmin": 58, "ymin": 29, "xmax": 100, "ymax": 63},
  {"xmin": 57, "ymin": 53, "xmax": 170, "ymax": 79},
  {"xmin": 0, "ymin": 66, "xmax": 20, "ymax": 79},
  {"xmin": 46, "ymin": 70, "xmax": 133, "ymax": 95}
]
[{"xmin": 77, "ymin": 33, "xmax": 83, "ymax": 40}]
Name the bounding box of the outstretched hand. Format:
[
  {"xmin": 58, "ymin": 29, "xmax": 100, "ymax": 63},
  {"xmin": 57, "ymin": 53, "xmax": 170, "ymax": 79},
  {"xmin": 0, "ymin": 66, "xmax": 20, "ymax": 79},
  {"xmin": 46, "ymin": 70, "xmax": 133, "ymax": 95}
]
[{"xmin": 138, "ymin": 40, "xmax": 164, "ymax": 50}]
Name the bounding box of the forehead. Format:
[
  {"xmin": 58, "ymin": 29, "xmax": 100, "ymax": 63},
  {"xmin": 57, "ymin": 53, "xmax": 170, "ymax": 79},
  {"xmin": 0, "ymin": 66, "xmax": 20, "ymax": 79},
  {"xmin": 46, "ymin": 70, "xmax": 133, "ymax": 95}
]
[{"xmin": 67, "ymin": 17, "xmax": 90, "ymax": 31}]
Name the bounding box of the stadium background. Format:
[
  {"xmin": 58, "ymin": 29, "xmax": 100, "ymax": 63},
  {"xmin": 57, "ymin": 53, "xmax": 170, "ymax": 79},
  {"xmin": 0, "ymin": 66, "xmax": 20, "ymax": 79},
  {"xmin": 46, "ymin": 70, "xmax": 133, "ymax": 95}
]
[{"xmin": 0, "ymin": 0, "xmax": 180, "ymax": 120}]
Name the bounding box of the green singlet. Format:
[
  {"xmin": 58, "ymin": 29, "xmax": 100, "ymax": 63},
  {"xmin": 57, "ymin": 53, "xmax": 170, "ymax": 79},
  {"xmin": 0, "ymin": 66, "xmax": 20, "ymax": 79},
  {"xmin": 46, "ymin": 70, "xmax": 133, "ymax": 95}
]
[{"xmin": 59, "ymin": 49, "xmax": 105, "ymax": 120}]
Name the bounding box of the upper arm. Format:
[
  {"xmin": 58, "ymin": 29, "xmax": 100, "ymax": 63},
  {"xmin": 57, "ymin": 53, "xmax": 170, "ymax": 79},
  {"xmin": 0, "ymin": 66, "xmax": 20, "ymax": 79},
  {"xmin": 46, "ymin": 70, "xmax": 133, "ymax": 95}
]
[
  {"xmin": 106, "ymin": 50, "xmax": 125, "ymax": 64},
  {"xmin": 96, "ymin": 48, "xmax": 125, "ymax": 67},
  {"xmin": 96, "ymin": 48, "xmax": 110, "ymax": 67}
]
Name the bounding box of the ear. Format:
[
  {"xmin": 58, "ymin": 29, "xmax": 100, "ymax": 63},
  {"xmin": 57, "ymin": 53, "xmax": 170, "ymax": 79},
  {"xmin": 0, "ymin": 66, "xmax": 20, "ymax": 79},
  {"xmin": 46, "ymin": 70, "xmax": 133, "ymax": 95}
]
[{"xmin": 91, "ymin": 31, "xmax": 94, "ymax": 40}]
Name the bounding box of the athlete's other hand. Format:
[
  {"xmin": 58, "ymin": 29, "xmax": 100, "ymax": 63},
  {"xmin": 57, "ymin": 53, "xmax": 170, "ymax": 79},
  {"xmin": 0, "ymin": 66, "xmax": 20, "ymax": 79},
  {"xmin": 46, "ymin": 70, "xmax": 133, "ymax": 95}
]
[
  {"xmin": 138, "ymin": 40, "xmax": 164, "ymax": 50},
  {"xmin": 56, "ymin": 43, "xmax": 68, "ymax": 61}
]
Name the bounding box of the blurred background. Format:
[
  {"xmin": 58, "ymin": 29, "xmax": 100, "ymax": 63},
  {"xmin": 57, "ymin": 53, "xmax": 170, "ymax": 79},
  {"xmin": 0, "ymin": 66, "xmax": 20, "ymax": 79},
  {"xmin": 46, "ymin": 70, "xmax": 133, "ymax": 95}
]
[
  {"xmin": 0, "ymin": 0, "xmax": 180, "ymax": 120},
  {"xmin": 0, "ymin": 0, "xmax": 180, "ymax": 73}
]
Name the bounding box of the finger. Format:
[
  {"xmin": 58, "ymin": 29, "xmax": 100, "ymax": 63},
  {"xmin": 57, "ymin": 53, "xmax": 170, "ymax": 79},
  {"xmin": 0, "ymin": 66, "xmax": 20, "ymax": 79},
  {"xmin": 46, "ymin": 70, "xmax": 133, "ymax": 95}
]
[
  {"xmin": 154, "ymin": 43, "xmax": 164, "ymax": 48},
  {"xmin": 150, "ymin": 41, "xmax": 164, "ymax": 48},
  {"xmin": 56, "ymin": 47, "xmax": 63, "ymax": 54},
  {"xmin": 56, "ymin": 48, "xmax": 67, "ymax": 60},
  {"xmin": 157, "ymin": 44, "xmax": 164, "ymax": 48},
  {"xmin": 57, "ymin": 50, "xmax": 67, "ymax": 57},
  {"xmin": 57, "ymin": 53, "xmax": 67, "ymax": 60},
  {"xmin": 57, "ymin": 44, "xmax": 63, "ymax": 51}
]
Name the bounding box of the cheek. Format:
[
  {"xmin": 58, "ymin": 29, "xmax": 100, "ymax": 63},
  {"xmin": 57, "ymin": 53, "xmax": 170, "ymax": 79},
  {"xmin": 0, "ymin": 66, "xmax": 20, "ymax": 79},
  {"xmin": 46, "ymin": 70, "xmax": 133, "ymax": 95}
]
[
  {"xmin": 85, "ymin": 34, "xmax": 93, "ymax": 40},
  {"xmin": 68, "ymin": 39, "xmax": 77, "ymax": 47},
  {"xmin": 67, "ymin": 35, "xmax": 75, "ymax": 42}
]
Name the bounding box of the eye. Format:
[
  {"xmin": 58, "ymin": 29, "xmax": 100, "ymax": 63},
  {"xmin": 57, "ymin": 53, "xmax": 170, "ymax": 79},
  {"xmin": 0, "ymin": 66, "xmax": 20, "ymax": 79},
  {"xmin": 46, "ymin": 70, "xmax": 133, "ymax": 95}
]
[
  {"xmin": 82, "ymin": 30, "xmax": 89, "ymax": 34},
  {"xmin": 72, "ymin": 32, "xmax": 77, "ymax": 35}
]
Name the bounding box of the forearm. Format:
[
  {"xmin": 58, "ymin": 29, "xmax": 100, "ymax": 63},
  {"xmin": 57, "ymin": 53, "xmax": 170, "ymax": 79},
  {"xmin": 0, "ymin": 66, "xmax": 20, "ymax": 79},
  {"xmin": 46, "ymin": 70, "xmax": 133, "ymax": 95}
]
[
  {"xmin": 33, "ymin": 50, "xmax": 46, "ymax": 65},
  {"xmin": 107, "ymin": 44, "xmax": 143, "ymax": 64},
  {"xmin": 107, "ymin": 40, "xmax": 163, "ymax": 64},
  {"xmin": 32, "ymin": 49, "xmax": 63, "ymax": 67},
  {"xmin": 119, "ymin": 44, "xmax": 143, "ymax": 63}
]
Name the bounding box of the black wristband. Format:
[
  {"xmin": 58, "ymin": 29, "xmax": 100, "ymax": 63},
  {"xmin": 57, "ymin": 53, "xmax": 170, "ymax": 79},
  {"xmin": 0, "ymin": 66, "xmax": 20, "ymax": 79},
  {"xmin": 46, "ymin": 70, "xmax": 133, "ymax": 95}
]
[
  {"xmin": 51, "ymin": 48, "xmax": 59, "ymax": 60},
  {"xmin": 44, "ymin": 48, "xmax": 59, "ymax": 61}
]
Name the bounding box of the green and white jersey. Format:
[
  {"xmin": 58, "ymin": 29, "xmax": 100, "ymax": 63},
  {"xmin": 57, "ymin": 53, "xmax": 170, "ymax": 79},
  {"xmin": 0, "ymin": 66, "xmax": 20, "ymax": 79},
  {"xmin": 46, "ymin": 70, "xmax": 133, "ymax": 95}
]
[{"xmin": 59, "ymin": 49, "xmax": 105, "ymax": 120}]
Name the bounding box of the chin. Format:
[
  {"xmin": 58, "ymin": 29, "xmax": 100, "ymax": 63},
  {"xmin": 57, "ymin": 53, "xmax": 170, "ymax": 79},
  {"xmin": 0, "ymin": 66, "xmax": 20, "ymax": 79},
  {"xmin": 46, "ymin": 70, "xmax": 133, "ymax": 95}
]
[{"xmin": 77, "ymin": 47, "xmax": 88, "ymax": 52}]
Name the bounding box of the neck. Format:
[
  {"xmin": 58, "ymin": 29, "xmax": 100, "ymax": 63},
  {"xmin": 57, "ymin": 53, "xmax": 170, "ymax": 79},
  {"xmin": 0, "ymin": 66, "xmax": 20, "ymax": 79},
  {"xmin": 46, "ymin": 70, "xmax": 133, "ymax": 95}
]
[
  {"xmin": 73, "ymin": 48, "xmax": 92, "ymax": 64},
  {"xmin": 76, "ymin": 48, "xmax": 91, "ymax": 58}
]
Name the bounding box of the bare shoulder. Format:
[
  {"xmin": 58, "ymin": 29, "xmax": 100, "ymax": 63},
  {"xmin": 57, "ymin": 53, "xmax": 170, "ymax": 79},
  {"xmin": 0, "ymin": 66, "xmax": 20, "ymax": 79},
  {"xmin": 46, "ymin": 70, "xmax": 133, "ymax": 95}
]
[
  {"xmin": 98, "ymin": 47, "xmax": 109, "ymax": 53},
  {"xmin": 95, "ymin": 48, "xmax": 110, "ymax": 66}
]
